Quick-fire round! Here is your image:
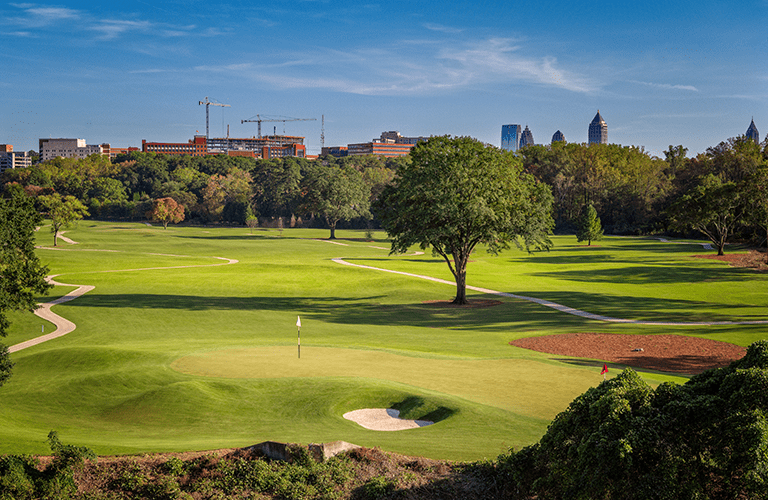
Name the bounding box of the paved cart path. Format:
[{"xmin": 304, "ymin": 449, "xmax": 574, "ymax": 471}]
[{"xmin": 331, "ymin": 256, "xmax": 767, "ymax": 327}]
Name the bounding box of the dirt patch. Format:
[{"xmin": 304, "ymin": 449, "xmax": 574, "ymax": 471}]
[
  {"xmin": 511, "ymin": 333, "xmax": 746, "ymax": 374},
  {"xmin": 423, "ymin": 299, "xmax": 503, "ymax": 308},
  {"xmin": 693, "ymin": 250, "xmax": 768, "ymax": 271}
]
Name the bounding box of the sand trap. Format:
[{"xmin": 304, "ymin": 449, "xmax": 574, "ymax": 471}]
[{"xmin": 343, "ymin": 408, "xmax": 434, "ymax": 431}]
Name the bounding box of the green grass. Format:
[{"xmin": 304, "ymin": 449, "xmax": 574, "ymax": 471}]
[{"xmin": 0, "ymin": 221, "xmax": 765, "ymax": 460}]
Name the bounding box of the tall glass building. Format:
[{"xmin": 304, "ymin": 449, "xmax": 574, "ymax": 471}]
[
  {"xmin": 519, "ymin": 125, "xmax": 534, "ymax": 149},
  {"xmin": 588, "ymin": 111, "xmax": 608, "ymax": 144},
  {"xmin": 746, "ymin": 118, "xmax": 760, "ymax": 144},
  {"xmin": 501, "ymin": 124, "xmax": 521, "ymax": 151}
]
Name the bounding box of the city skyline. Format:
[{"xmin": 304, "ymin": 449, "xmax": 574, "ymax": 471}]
[{"xmin": 2, "ymin": 1, "xmax": 766, "ymax": 158}]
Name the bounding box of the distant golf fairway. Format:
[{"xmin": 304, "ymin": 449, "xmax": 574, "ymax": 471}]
[{"xmin": 1, "ymin": 221, "xmax": 766, "ymax": 461}]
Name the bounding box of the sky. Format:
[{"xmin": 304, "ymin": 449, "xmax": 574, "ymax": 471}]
[{"xmin": 2, "ymin": 0, "xmax": 767, "ymax": 157}]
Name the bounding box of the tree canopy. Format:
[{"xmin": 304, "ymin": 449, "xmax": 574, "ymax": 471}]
[
  {"xmin": 146, "ymin": 197, "xmax": 185, "ymax": 229},
  {"xmin": 576, "ymin": 203, "xmax": 603, "ymax": 246},
  {"xmin": 301, "ymin": 163, "xmax": 371, "ymax": 239},
  {"xmin": 0, "ymin": 190, "xmax": 52, "ymax": 386},
  {"xmin": 38, "ymin": 194, "xmax": 89, "ymax": 246},
  {"xmin": 375, "ymin": 136, "xmax": 554, "ymax": 304}
]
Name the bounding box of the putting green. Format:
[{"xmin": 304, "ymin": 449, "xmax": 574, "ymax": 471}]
[{"xmin": 172, "ymin": 346, "xmax": 606, "ymax": 421}]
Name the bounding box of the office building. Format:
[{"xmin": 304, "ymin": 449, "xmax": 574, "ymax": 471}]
[
  {"xmin": 519, "ymin": 125, "xmax": 534, "ymax": 149},
  {"xmin": 39, "ymin": 138, "xmax": 109, "ymax": 161},
  {"xmin": 142, "ymin": 136, "xmax": 209, "ymax": 156},
  {"xmin": 207, "ymin": 135, "xmax": 304, "ymax": 153},
  {"xmin": 142, "ymin": 135, "xmax": 306, "ymax": 159},
  {"xmin": 746, "ymin": 118, "xmax": 760, "ymax": 144},
  {"xmin": 0, "ymin": 145, "xmax": 31, "ymax": 173},
  {"xmin": 501, "ymin": 124, "xmax": 521, "ymax": 151},
  {"xmin": 379, "ymin": 131, "xmax": 430, "ymax": 145},
  {"xmin": 588, "ymin": 111, "xmax": 608, "ymax": 144},
  {"xmin": 321, "ymin": 146, "xmax": 349, "ymax": 157},
  {"xmin": 551, "ymin": 130, "xmax": 566, "ymax": 143},
  {"xmin": 347, "ymin": 140, "xmax": 414, "ymax": 157}
]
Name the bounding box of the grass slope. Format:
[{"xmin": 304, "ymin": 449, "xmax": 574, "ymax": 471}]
[{"xmin": 1, "ymin": 222, "xmax": 764, "ymax": 461}]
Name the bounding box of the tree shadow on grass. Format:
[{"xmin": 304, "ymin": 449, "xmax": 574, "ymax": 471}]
[
  {"xmin": 64, "ymin": 293, "xmax": 585, "ymax": 331},
  {"xmin": 532, "ymin": 264, "xmax": 760, "ymax": 285},
  {"xmin": 510, "ymin": 289, "xmax": 767, "ymax": 324}
]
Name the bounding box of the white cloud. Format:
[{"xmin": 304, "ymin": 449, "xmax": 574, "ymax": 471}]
[
  {"xmin": 423, "ymin": 23, "xmax": 464, "ymax": 34},
  {"xmin": 91, "ymin": 20, "xmax": 152, "ymax": 40},
  {"xmin": 8, "ymin": 5, "xmax": 80, "ymax": 27},
  {"xmin": 629, "ymin": 80, "xmax": 699, "ymax": 92},
  {"xmin": 197, "ymin": 37, "xmax": 598, "ymax": 96}
]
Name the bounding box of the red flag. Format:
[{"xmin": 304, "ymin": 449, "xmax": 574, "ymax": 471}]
[{"xmin": 601, "ymin": 363, "xmax": 608, "ymax": 375}]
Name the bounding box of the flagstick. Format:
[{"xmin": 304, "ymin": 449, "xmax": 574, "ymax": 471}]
[{"xmin": 296, "ymin": 315, "xmax": 301, "ymax": 359}]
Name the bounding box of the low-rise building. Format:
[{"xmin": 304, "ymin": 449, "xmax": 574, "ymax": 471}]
[
  {"xmin": 142, "ymin": 135, "xmax": 306, "ymax": 159},
  {"xmin": 142, "ymin": 136, "xmax": 208, "ymax": 156},
  {"xmin": 0, "ymin": 144, "xmax": 32, "ymax": 173},
  {"xmin": 347, "ymin": 140, "xmax": 414, "ymax": 157},
  {"xmin": 39, "ymin": 138, "xmax": 109, "ymax": 161},
  {"xmin": 379, "ymin": 131, "xmax": 430, "ymax": 145},
  {"xmin": 320, "ymin": 146, "xmax": 348, "ymax": 157}
]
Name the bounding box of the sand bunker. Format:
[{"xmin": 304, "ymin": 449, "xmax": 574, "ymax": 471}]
[{"xmin": 343, "ymin": 409, "xmax": 434, "ymax": 431}]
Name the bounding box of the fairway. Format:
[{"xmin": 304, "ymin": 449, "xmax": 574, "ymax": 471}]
[{"xmin": 1, "ymin": 221, "xmax": 766, "ymax": 461}]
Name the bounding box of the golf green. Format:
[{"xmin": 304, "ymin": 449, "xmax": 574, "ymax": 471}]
[{"xmin": 172, "ymin": 346, "xmax": 604, "ymax": 420}]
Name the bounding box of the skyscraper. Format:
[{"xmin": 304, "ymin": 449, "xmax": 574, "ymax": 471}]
[
  {"xmin": 588, "ymin": 110, "xmax": 608, "ymax": 145},
  {"xmin": 519, "ymin": 125, "xmax": 534, "ymax": 149},
  {"xmin": 501, "ymin": 124, "xmax": 521, "ymax": 151},
  {"xmin": 551, "ymin": 130, "xmax": 566, "ymax": 143},
  {"xmin": 746, "ymin": 118, "xmax": 760, "ymax": 144}
]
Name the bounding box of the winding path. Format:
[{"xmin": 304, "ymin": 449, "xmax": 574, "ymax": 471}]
[
  {"xmin": 10, "ymin": 247, "xmax": 238, "ymax": 353},
  {"xmin": 331, "ymin": 258, "xmax": 768, "ymax": 327}
]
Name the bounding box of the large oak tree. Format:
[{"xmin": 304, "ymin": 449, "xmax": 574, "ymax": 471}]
[
  {"xmin": 375, "ymin": 136, "xmax": 554, "ymax": 304},
  {"xmin": 0, "ymin": 189, "xmax": 52, "ymax": 386}
]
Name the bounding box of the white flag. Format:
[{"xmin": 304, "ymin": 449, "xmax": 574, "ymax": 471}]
[{"xmin": 296, "ymin": 316, "xmax": 301, "ymax": 328}]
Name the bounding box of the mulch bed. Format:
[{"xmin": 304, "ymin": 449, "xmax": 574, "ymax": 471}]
[{"xmin": 511, "ymin": 333, "xmax": 746, "ymax": 374}]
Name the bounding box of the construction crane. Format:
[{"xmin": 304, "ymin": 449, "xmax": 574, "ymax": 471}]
[
  {"xmin": 199, "ymin": 97, "xmax": 230, "ymax": 141},
  {"xmin": 240, "ymin": 115, "xmax": 316, "ymax": 139}
]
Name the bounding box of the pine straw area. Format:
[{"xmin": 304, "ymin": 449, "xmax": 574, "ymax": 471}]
[
  {"xmin": 511, "ymin": 333, "xmax": 746, "ymax": 374},
  {"xmin": 692, "ymin": 250, "xmax": 768, "ymax": 271}
]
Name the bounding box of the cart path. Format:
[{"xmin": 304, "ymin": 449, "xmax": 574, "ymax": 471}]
[
  {"xmin": 331, "ymin": 257, "xmax": 768, "ymax": 327},
  {"xmin": 9, "ymin": 251, "xmax": 238, "ymax": 353}
]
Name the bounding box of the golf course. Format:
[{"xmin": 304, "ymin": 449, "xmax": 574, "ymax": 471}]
[{"xmin": 2, "ymin": 221, "xmax": 766, "ymax": 461}]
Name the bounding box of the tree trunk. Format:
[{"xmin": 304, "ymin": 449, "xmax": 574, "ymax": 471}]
[
  {"xmin": 452, "ymin": 266, "xmax": 468, "ymax": 305},
  {"xmin": 329, "ymin": 222, "xmax": 336, "ymax": 240}
]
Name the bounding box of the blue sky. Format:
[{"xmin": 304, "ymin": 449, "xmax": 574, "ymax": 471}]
[{"xmin": 2, "ymin": 0, "xmax": 766, "ymax": 157}]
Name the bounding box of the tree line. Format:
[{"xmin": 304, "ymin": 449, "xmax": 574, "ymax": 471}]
[
  {"xmin": 1, "ymin": 134, "xmax": 766, "ymax": 250},
  {"xmin": 1, "ymin": 152, "xmax": 405, "ymax": 238},
  {"xmin": 520, "ymin": 137, "xmax": 768, "ymax": 252}
]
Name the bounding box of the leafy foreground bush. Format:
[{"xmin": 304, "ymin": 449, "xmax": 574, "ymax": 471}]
[
  {"xmin": 4, "ymin": 342, "xmax": 768, "ymax": 499},
  {"xmin": 0, "ymin": 441, "xmax": 495, "ymax": 499},
  {"xmin": 501, "ymin": 339, "xmax": 768, "ymax": 500}
]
